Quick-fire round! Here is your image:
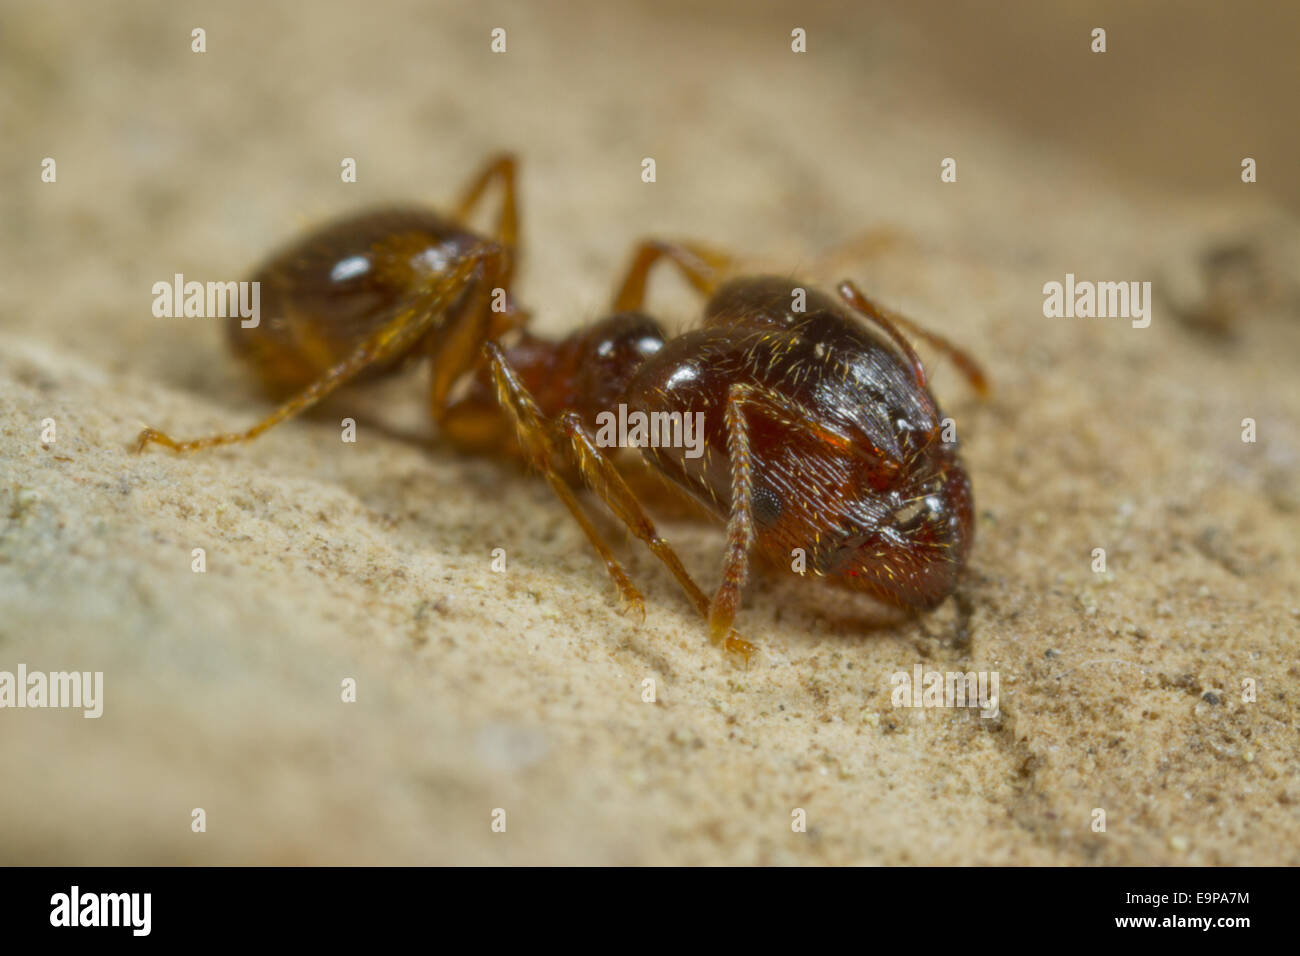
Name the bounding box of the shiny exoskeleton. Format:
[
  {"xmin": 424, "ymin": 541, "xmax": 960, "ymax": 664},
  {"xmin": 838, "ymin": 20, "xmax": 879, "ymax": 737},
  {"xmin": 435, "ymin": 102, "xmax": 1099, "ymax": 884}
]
[
  {"xmin": 445, "ymin": 242, "xmax": 988, "ymax": 655},
  {"xmin": 133, "ymin": 156, "xmax": 987, "ymax": 660}
]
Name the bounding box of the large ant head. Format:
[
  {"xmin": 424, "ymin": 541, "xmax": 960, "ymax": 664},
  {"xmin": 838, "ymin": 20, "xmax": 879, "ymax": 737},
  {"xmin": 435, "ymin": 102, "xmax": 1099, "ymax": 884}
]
[{"xmin": 822, "ymin": 438, "xmax": 975, "ymax": 610}]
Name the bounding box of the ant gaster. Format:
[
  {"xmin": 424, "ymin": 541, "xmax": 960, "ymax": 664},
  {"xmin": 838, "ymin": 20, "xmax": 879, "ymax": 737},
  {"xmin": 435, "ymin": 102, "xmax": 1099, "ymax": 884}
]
[
  {"xmin": 134, "ymin": 154, "xmax": 524, "ymax": 454},
  {"xmin": 134, "ymin": 155, "xmax": 988, "ymax": 660}
]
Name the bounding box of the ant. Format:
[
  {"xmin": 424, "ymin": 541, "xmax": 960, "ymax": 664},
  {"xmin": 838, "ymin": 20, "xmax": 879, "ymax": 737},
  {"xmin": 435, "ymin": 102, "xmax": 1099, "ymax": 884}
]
[{"xmin": 134, "ymin": 154, "xmax": 988, "ymax": 661}]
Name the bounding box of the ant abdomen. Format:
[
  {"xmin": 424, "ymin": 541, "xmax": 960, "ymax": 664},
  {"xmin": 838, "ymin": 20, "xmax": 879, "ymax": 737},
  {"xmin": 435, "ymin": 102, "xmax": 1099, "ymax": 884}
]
[
  {"xmin": 231, "ymin": 209, "xmax": 490, "ymax": 399},
  {"xmin": 134, "ymin": 154, "xmax": 518, "ymax": 457}
]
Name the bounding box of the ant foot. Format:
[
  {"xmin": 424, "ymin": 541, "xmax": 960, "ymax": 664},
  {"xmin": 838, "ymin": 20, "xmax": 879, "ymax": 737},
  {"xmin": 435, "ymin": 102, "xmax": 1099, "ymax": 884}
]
[
  {"xmin": 724, "ymin": 632, "xmax": 756, "ymax": 666},
  {"xmin": 617, "ymin": 588, "xmax": 646, "ymax": 622},
  {"xmin": 132, "ymin": 427, "xmax": 170, "ymax": 454}
]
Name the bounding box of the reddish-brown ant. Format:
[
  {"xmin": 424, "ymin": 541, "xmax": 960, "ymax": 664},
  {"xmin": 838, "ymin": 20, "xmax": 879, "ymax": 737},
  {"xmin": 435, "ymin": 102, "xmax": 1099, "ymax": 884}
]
[
  {"xmin": 134, "ymin": 154, "xmax": 988, "ymax": 660},
  {"xmin": 445, "ymin": 242, "xmax": 989, "ymax": 657}
]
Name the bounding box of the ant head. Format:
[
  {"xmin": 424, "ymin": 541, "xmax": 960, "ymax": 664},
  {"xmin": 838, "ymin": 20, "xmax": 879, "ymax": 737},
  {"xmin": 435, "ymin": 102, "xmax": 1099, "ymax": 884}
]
[{"xmin": 824, "ymin": 443, "xmax": 974, "ymax": 609}]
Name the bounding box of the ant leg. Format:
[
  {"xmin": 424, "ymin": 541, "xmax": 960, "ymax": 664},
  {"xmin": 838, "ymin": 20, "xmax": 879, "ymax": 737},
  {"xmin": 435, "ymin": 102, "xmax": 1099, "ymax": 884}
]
[
  {"xmin": 726, "ymin": 380, "xmax": 903, "ymax": 477},
  {"xmin": 551, "ymin": 411, "xmax": 756, "ymax": 661},
  {"xmin": 479, "ymin": 342, "xmax": 645, "ymax": 618},
  {"xmin": 453, "ymin": 154, "xmax": 519, "ymax": 287},
  {"xmin": 133, "ymin": 246, "xmax": 503, "ymax": 454},
  {"xmin": 707, "ymin": 384, "xmax": 757, "ymax": 643},
  {"xmin": 706, "ymin": 381, "xmax": 900, "ymax": 640},
  {"xmin": 837, "ymin": 280, "xmax": 989, "ymax": 396},
  {"xmin": 427, "ymin": 250, "xmax": 511, "ymax": 420},
  {"xmin": 483, "ymin": 342, "xmax": 754, "ymax": 660},
  {"xmin": 611, "ymin": 240, "xmax": 736, "ymax": 312},
  {"xmin": 453, "ymin": 153, "xmax": 518, "ymax": 247}
]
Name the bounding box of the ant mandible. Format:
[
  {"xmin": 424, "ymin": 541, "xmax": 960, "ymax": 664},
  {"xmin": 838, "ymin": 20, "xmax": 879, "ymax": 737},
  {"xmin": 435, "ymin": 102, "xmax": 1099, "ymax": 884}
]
[{"xmin": 133, "ymin": 154, "xmax": 988, "ymax": 661}]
